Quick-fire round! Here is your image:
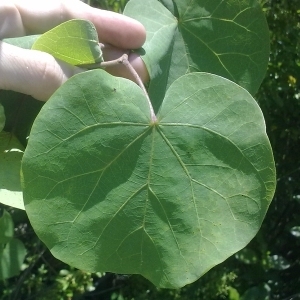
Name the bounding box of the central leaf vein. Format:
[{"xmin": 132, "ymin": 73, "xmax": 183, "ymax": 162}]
[{"xmin": 157, "ymin": 127, "xmax": 203, "ymax": 257}]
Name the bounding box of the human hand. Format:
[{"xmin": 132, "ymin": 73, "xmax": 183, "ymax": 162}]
[{"xmin": 0, "ymin": 0, "xmax": 148, "ymax": 101}]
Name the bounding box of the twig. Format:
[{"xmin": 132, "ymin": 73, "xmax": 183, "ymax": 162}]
[
  {"xmin": 117, "ymin": 54, "xmax": 157, "ymax": 123},
  {"xmin": 10, "ymin": 245, "xmax": 46, "ymax": 300}
]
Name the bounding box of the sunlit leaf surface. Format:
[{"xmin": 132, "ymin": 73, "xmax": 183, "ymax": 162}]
[
  {"xmin": 22, "ymin": 70, "xmax": 275, "ymax": 288},
  {"xmin": 32, "ymin": 19, "xmax": 103, "ymax": 65}
]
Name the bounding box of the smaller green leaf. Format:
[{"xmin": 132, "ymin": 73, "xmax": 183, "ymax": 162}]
[
  {"xmin": 0, "ymin": 132, "xmax": 25, "ymax": 210},
  {"xmin": 0, "ymin": 210, "xmax": 14, "ymax": 244},
  {"xmin": 0, "ymin": 104, "xmax": 5, "ymax": 132},
  {"xmin": 0, "ymin": 238, "xmax": 27, "ymax": 280},
  {"xmin": 32, "ymin": 19, "xmax": 103, "ymax": 65}
]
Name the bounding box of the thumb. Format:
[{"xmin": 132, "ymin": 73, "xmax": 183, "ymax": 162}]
[{"xmin": 0, "ymin": 41, "xmax": 84, "ymax": 101}]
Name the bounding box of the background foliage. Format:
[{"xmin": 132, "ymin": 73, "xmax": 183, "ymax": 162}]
[{"xmin": 0, "ymin": 0, "xmax": 299, "ymax": 299}]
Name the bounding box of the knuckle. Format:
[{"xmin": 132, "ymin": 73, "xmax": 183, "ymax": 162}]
[{"xmin": 32, "ymin": 51, "xmax": 65, "ymax": 100}]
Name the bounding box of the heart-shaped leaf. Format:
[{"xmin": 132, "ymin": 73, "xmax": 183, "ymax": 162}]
[
  {"xmin": 21, "ymin": 70, "xmax": 275, "ymax": 288},
  {"xmin": 32, "ymin": 19, "xmax": 102, "ymax": 65},
  {"xmin": 124, "ymin": 0, "xmax": 270, "ymax": 108}
]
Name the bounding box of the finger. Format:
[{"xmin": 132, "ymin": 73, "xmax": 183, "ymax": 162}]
[
  {"xmin": 0, "ymin": 0, "xmax": 25, "ymax": 38},
  {"xmin": 85, "ymin": 9, "xmax": 146, "ymax": 49},
  {"xmin": 3, "ymin": 0, "xmax": 146, "ymax": 49},
  {"xmin": 0, "ymin": 41, "xmax": 83, "ymax": 101},
  {"xmin": 0, "ymin": 41, "xmax": 149, "ymax": 102}
]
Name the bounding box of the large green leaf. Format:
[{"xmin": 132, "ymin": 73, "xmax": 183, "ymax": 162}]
[
  {"xmin": 32, "ymin": 19, "xmax": 103, "ymax": 65},
  {"xmin": 124, "ymin": 0, "xmax": 270, "ymax": 107},
  {"xmin": 21, "ymin": 70, "xmax": 275, "ymax": 288},
  {"xmin": 128, "ymin": 0, "xmax": 177, "ymax": 79},
  {"xmin": 0, "ymin": 132, "xmax": 25, "ymax": 210}
]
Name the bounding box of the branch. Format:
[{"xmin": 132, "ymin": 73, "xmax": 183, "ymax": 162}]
[{"xmin": 117, "ymin": 54, "xmax": 157, "ymax": 123}]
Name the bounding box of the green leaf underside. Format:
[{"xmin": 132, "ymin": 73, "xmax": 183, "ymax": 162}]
[
  {"xmin": 0, "ymin": 132, "xmax": 25, "ymax": 210},
  {"xmin": 32, "ymin": 19, "xmax": 102, "ymax": 65},
  {"xmin": 3, "ymin": 35, "xmax": 40, "ymax": 49},
  {"xmin": 22, "ymin": 70, "xmax": 275, "ymax": 288},
  {"xmin": 124, "ymin": 0, "xmax": 270, "ymax": 107}
]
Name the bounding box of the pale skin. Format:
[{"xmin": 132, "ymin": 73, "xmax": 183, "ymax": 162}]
[{"xmin": 0, "ymin": 0, "xmax": 149, "ymax": 101}]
